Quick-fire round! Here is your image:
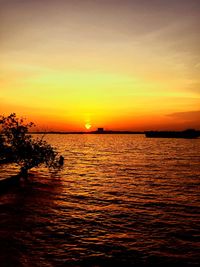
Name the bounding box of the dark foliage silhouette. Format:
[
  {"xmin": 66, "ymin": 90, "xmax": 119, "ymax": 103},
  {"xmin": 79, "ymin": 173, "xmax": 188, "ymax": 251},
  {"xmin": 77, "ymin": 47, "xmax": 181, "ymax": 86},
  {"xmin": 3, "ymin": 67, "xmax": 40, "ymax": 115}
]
[{"xmin": 0, "ymin": 113, "xmax": 58, "ymax": 177}]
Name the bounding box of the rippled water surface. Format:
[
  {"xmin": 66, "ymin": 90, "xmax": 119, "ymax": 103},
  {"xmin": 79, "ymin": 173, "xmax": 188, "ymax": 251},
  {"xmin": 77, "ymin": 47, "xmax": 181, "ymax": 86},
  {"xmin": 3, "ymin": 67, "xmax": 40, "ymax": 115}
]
[{"xmin": 0, "ymin": 134, "xmax": 200, "ymax": 266}]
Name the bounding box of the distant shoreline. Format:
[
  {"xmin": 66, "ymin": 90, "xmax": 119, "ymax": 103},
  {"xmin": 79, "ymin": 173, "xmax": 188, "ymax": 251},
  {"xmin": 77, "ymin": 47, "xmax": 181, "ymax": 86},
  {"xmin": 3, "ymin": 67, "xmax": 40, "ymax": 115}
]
[
  {"xmin": 30, "ymin": 131, "xmax": 144, "ymax": 135},
  {"xmin": 29, "ymin": 129, "xmax": 200, "ymax": 137}
]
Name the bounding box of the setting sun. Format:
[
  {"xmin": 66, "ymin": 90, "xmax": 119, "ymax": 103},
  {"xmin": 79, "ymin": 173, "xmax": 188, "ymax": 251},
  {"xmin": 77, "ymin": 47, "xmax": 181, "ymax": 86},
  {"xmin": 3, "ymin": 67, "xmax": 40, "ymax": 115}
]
[
  {"xmin": 85, "ymin": 122, "xmax": 91, "ymax": 130},
  {"xmin": 0, "ymin": 1, "xmax": 200, "ymax": 266},
  {"xmin": 0, "ymin": 0, "xmax": 199, "ymax": 132}
]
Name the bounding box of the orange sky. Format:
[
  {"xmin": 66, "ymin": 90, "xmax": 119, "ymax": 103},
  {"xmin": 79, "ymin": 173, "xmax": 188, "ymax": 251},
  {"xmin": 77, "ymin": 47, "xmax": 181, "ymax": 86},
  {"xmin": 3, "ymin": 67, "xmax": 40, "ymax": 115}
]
[{"xmin": 0, "ymin": 0, "xmax": 200, "ymax": 131}]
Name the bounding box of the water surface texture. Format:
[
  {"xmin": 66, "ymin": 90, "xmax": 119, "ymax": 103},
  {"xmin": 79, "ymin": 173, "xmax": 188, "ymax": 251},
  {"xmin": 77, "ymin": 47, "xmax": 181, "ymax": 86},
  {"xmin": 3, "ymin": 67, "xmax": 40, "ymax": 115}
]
[{"xmin": 0, "ymin": 135, "xmax": 200, "ymax": 266}]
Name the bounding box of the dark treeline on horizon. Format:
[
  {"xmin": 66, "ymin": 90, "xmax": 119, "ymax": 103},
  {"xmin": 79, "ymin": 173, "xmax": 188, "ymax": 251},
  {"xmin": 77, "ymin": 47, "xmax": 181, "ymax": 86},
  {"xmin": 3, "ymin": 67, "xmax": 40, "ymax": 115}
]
[
  {"xmin": 29, "ymin": 129, "xmax": 200, "ymax": 137},
  {"xmin": 30, "ymin": 130, "xmax": 144, "ymax": 135}
]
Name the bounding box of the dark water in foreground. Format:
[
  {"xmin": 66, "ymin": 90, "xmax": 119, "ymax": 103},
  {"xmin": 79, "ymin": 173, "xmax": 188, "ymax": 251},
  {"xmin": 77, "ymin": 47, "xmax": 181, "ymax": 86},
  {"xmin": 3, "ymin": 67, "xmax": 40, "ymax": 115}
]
[{"xmin": 0, "ymin": 134, "xmax": 200, "ymax": 266}]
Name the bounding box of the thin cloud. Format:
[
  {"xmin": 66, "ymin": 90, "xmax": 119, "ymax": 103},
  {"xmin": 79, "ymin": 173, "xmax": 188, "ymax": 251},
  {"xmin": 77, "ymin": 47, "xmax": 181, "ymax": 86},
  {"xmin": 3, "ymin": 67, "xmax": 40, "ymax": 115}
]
[{"xmin": 167, "ymin": 110, "xmax": 200, "ymax": 121}]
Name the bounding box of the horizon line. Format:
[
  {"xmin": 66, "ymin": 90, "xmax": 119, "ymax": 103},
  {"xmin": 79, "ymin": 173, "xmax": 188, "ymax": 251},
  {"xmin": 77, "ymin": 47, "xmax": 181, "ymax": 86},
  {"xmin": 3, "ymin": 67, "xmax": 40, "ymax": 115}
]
[{"xmin": 29, "ymin": 128, "xmax": 200, "ymax": 134}]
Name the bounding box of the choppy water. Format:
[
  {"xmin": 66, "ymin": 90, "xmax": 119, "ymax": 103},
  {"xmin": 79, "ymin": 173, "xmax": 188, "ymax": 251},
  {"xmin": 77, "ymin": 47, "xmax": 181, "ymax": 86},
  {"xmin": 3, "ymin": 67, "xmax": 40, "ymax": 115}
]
[{"xmin": 0, "ymin": 134, "xmax": 200, "ymax": 266}]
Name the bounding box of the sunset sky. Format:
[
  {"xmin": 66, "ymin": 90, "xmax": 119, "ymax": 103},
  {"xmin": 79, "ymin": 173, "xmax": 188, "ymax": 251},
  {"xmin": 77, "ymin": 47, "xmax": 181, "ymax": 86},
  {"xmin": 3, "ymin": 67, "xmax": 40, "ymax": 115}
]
[{"xmin": 0, "ymin": 0, "xmax": 200, "ymax": 131}]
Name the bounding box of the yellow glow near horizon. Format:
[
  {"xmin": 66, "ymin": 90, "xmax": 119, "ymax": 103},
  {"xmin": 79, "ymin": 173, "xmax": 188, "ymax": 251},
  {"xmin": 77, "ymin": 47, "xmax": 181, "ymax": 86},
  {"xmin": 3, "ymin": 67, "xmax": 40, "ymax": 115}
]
[
  {"xmin": 0, "ymin": 0, "xmax": 200, "ymax": 131},
  {"xmin": 85, "ymin": 122, "xmax": 92, "ymax": 130}
]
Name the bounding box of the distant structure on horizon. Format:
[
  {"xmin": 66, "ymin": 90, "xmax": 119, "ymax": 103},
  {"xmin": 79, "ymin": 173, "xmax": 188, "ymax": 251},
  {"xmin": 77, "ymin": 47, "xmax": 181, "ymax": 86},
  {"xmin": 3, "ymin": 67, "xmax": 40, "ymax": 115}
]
[
  {"xmin": 97, "ymin": 128, "xmax": 104, "ymax": 133},
  {"xmin": 145, "ymin": 129, "xmax": 200, "ymax": 139}
]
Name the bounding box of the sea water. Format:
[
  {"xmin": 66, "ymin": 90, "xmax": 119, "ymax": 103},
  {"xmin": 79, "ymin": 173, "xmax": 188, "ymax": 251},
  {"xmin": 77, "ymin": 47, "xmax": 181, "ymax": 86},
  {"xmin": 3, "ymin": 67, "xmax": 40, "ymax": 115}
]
[{"xmin": 0, "ymin": 134, "xmax": 199, "ymax": 266}]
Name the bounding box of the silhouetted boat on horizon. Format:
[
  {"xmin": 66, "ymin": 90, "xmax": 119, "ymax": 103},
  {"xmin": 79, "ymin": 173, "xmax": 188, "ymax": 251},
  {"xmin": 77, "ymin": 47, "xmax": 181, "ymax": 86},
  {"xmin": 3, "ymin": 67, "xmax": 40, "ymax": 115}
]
[{"xmin": 145, "ymin": 129, "xmax": 200, "ymax": 139}]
